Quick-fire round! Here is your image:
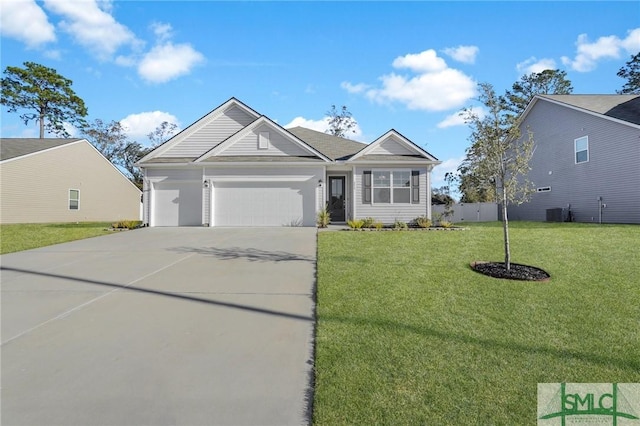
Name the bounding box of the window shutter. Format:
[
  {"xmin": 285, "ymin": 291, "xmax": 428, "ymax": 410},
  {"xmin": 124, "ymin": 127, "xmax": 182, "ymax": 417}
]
[
  {"xmin": 363, "ymin": 171, "xmax": 372, "ymax": 204},
  {"xmin": 411, "ymin": 170, "xmax": 420, "ymax": 203}
]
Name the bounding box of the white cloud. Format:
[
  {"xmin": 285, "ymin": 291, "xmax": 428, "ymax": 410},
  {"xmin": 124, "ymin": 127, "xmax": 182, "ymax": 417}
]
[
  {"xmin": 120, "ymin": 111, "xmax": 180, "ymax": 142},
  {"xmin": 562, "ymin": 28, "xmax": 640, "ymax": 72},
  {"xmin": 345, "ymin": 49, "xmax": 476, "ymax": 112},
  {"xmin": 284, "ymin": 116, "xmax": 363, "ymax": 140},
  {"xmin": 0, "ymin": 0, "xmax": 56, "ymax": 47},
  {"xmin": 137, "ymin": 42, "xmax": 204, "ymax": 83},
  {"xmin": 392, "ymin": 49, "xmax": 447, "ymax": 73},
  {"xmin": 443, "ymin": 45, "xmax": 479, "ymax": 64},
  {"xmin": 516, "ymin": 57, "xmax": 557, "ymax": 75},
  {"xmin": 151, "ymin": 22, "xmax": 173, "ymax": 42},
  {"xmin": 437, "ymin": 107, "xmax": 485, "ymax": 129},
  {"xmin": 432, "ymin": 156, "xmax": 464, "ymax": 189},
  {"xmin": 43, "ymin": 0, "xmax": 139, "ymax": 60},
  {"xmin": 341, "ymin": 81, "xmax": 369, "ymax": 94}
]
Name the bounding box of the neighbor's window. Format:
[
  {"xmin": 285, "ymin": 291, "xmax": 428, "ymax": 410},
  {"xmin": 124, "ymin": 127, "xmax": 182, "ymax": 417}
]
[
  {"xmin": 575, "ymin": 136, "xmax": 589, "ymax": 164},
  {"xmin": 372, "ymin": 170, "xmax": 411, "ymax": 204},
  {"xmin": 69, "ymin": 189, "xmax": 79, "ymax": 210}
]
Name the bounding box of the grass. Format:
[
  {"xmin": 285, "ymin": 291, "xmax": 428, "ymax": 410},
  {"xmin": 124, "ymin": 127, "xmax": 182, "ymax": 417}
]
[
  {"xmin": 314, "ymin": 222, "xmax": 640, "ymax": 425},
  {"xmin": 0, "ymin": 222, "xmax": 114, "ymax": 254}
]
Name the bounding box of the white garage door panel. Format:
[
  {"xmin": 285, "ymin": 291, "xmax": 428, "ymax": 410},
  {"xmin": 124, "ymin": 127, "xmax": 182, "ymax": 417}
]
[
  {"xmin": 154, "ymin": 182, "xmax": 202, "ymax": 226},
  {"xmin": 214, "ymin": 182, "xmax": 314, "ymax": 226}
]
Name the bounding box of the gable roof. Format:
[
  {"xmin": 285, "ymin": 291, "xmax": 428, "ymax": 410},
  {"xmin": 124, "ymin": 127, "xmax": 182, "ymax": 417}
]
[
  {"xmin": 529, "ymin": 95, "xmax": 640, "ymax": 126},
  {"xmin": 285, "ymin": 127, "xmax": 366, "ymax": 160},
  {"xmin": 195, "ymin": 117, "xmax": 331, "ymax": 162},
  {"xmin": 349, "ymin": 129, "xmax": 439, "ymax": 162},
  {"xmin": 0, "ymin": 138, "xmax": 83, "ymax": 162}
]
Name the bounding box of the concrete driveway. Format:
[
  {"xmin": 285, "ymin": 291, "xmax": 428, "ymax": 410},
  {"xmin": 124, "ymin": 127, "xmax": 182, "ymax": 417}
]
[{"xmin": 1, "ymin": 227, "xmax": 317, "ymax": 426}]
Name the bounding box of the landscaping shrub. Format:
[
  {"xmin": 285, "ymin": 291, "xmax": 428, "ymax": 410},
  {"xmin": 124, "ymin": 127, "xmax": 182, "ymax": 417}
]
[{"xmin": 414, "ymin": 215, "xmax": 432, "ymax": 228}]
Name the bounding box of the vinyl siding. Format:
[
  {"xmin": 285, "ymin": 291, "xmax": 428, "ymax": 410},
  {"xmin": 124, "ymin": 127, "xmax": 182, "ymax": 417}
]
[
  {"xmin": 508, "ymin": 100, "xmax": 640, "ymax": 224},
  {"xmin": 218, "ymin": 124, "xmax": 311, "ymax": 157},
  {"xmin": 0, "ymin": 141, "xmax": 141, "ymax": 224},
  {"xmin": 354, "ymin": 166, "xmax": 428, "ymax": 223},
  {"xmin": 368, "ymin": 137, "xmax": 416, "ymax": 155},
  {"xmin": 160, "ymin": 106, "xmax": 256, "ymax": 158}
]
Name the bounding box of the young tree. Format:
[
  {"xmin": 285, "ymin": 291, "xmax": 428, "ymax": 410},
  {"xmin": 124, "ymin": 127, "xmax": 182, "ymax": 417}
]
[
  {"xmin": 325, "ymin": 105, "xmax": 357, "ymax": 137},
  {"xmin": 617, "ymin": 52, "xmax": 640, "ymax": 94},
  {"xmin": 1, "ymin": 62, "xmax": 88, "ymax": 138},
  {"xmin": 505, "ymin": 69, "xmax": 573, "ymax": 116},
  {"xmin": 463, "ymin": 83, "xmax": 535, "ymax": 270},
  {"xmin": 82, "ymin": 119, "xmax": 129, "ymax": 162},
  {"xmin": 147, "ymin": 121, "xmax": 178, "ymax": 147}
]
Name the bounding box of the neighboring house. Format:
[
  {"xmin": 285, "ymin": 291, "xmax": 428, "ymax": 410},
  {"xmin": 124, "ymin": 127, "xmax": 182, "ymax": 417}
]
[
  {"xmin": 137, "ymin": 98, "xmax": 441, "ymax": 227},
  {"xmin": 0, "ymin": 138, "xmax": 142, "ymax": 224},
  {"xmin": 508, "ymin": 94, "xmax": 640, "ymax": 224}
]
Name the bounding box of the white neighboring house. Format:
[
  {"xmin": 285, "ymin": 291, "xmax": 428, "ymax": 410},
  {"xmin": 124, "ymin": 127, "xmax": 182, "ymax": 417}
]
[
  {"xmin": 0, "ymin": 138, "xmax": 142, "ymax": 224},
  {"xmin": 137, "ymin": 98, "xmax": 441, "ymax": 227}
]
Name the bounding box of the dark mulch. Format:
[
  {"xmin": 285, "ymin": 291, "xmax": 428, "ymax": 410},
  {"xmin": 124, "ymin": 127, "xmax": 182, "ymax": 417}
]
[{"xmin": 470, "ymin": 261, "xmax": 551, "ymax": 282}]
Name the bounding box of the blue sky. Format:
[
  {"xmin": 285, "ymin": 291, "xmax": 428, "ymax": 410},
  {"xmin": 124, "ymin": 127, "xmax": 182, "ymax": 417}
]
[{"xmin": 2, "ymin": 1, "xmax": 639, "ymax": 189}]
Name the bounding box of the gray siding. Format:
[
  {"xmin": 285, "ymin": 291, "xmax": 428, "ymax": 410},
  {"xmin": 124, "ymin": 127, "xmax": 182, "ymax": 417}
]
[
  {"xmin": 219, "ymin": 124, "xmax": 311, "ymax": 157},
  {"xmin": 161, "ymin": 106, "xmax": 256, "ymax": 158},
  {"xmin": 354, "ymin": 166, "xmax": 428, "ymax": 223},
  {"xmin": 1, "ymin": 141, "xmax": 141, "ymax": 224},
  {"xmin": 369, "ymin": 137, "xmax": 415, "ymax": 155},
  {"xmin": 508, "ymin": 100, "xmax": 640, "ymax": 224}
]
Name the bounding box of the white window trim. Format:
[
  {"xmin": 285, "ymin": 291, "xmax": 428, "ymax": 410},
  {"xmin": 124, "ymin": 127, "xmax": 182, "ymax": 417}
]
[
  {"xmin": 69, "ymin": 189, "xmax": 80, "ymax": 211},
  {"xmin": 575, "ymin": 136, "xmax": 589, "ymax": 164},
  {"xmin": 258, "ymin": 131, "xmax": 270, "ymax": 150},
  {"xmin": 371, "ymin": 169, "xmax": 412, "ymax": 205}
]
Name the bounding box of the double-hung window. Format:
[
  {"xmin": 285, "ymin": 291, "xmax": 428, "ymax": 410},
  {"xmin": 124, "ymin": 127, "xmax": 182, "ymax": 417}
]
[
  {"xmin": 371, "ymin": 170, "xmax": 411, "ymax": 204},
  {"xmin": 69, "ymin": 189, "xmax": 80, "ymax": 210},
  {"xmin": 575, "ymin": 136, "xmax": 589, "ymax": 164}
]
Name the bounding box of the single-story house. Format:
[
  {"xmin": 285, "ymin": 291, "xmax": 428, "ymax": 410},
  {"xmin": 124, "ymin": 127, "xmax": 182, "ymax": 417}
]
[
  {"xmin": 508, "ymin": 94, "xmax": 640, "ymax": 224},
  {"xmin": 137, "ymin": 98, "xmax": 441, "ymax": 227},
  {"xmin": 0, "ymin": 138, "xmax": 142, "ymax": 224}
]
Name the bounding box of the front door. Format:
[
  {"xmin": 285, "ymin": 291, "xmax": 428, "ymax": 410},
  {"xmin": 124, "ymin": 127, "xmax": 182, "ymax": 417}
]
[{"xmin": 328, "ymin": 176, "xmax": 346, "ymax": 222}]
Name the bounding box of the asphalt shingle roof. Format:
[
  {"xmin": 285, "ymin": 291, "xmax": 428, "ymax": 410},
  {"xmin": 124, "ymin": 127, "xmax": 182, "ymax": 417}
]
[
  {"xmin": 286, "ymin": 127, "xmax": 366, "ymax": 160},
  {"xmin": 540, "ymin": 95, "xmax": 640, "ymax": 125},
  {"xmin": 0, "ymin": 138, "xmax": 82, "ymax": 161}
]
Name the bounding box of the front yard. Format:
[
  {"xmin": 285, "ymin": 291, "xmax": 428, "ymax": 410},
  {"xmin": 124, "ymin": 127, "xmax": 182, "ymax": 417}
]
[
  {"xmin": 314, "ymin": 222, "xmax": 640, "ymax": 424},
  {"xmin": 0, "ymin": 222, "xmax": 113, "ymax": 254}
]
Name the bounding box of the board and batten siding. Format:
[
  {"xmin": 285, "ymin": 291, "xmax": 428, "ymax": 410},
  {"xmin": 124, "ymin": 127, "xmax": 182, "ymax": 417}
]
[
  {"xmin": 218, "ymin": 125, "xmax": 312, "ymax": 157},
  {"xmin": 0, "ymin": 141, "xmax": 141, "ymax": 224},
  {"xmin": 354, "ymin": 166, "xmax": 429, "ymax": 223},
  {"xmin": 160, "ymin": 106, "xmax": 257, "ymax": 158},
  {"xmin": 508, "ymin": 100, "xmax": 640, "ymax": 224}
]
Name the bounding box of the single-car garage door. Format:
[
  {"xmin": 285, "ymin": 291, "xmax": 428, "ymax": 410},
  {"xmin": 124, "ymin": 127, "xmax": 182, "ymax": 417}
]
[
  {"xmin": 153, "ymin": 182, "xmax": 202, "ymax": 226},
  {"xmin": 214, "ymin": 181, "xmax": 315, "ymax": 226}
]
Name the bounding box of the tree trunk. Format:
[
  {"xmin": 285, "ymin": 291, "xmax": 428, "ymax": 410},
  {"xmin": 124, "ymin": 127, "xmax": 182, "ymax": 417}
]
[
  {"xmin": 502, "ymin": 188, "xmax": 511, "ymax": 270},
  {"xmin": 39, "ymin": 105, "xmax": 45, "ymax": 138}
]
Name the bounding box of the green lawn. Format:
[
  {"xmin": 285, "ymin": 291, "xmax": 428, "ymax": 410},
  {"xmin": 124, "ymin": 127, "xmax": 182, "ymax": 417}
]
[
  {"xmin": 0, "ymin": 222, "xmax": 114, "ymax": 254},
  {"xmin": 314, "ymin": 222, "xmax": 640, "ymax": 425}
]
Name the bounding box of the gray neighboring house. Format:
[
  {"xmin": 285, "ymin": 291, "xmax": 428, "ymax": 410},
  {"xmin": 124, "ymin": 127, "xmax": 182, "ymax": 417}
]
[
  {"xmin": 137, "ymin": 98, "xmax": 441, "ymax": 227},
  {"xmin": 508, "ymin": 94, "xmax": 640, "ymax": 224},
  {"xmin": 0, "ymin": 138, "xmax": 142, "ymax": 224}
]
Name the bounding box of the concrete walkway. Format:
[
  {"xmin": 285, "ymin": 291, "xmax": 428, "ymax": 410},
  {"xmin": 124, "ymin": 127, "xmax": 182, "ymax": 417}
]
[{"xmin": 1, "ymin": 227, "xmax": 317, "ymax": 426}]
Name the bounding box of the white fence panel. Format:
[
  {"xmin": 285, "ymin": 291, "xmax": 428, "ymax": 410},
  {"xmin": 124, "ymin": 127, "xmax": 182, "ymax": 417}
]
[{"xmin": 431, "ymin": 202, "xmax": 498, "ymax": 223}]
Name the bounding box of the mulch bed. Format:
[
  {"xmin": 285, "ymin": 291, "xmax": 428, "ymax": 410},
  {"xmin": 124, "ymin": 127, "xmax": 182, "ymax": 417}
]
[{"xmin": 470, "ymin": 261, "xmax": 550, "ymax": 282}]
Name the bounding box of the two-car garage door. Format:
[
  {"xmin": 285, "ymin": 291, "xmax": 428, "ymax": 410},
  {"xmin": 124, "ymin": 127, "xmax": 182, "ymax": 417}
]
[
  {"xmin": 214, "ymin": 182, "xmax": 314, "ymax": 227},
  {"xmin": 152, "ymin": 180, "xmax": 316, "ymax": 227}
]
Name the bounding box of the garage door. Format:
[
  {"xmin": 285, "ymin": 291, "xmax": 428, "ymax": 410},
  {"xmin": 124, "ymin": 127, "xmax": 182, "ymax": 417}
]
[
  {"xmin": 153, "ymin": 182, "xmax": 202, "ymax": 226},
  {"xmin": 214, "ymin": 182, "xmax": 315, "ymax": 226}
]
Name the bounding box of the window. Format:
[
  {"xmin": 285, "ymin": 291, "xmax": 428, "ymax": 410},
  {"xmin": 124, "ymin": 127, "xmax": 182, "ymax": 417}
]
[
  {"xmin": 69, "ymin": 189, "xmax": 79, "ymax": 210},
  {"xmin": 371, "ymin": 170, "xmax": 412, "ymax": 204},
  {"xmin": 258, "ymin": 131, "xmax": 269, "ymax": 150},
  {"xmin": 575, "ymin": 136, "xmax": 588, "ymax": 164}
]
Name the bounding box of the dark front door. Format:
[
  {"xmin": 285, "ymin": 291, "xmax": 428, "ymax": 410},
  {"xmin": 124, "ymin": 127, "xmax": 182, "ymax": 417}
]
[{"xmin": 328, "ymin": 176, "xmax": 346, "ymax": 222}]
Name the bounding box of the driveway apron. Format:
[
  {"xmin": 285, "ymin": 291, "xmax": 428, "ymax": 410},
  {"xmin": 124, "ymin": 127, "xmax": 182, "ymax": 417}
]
[{"xmin": 1, "ymin": 227, "xmax": 317, "ymax": 426}]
